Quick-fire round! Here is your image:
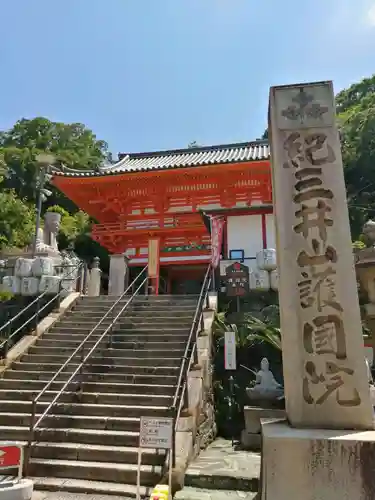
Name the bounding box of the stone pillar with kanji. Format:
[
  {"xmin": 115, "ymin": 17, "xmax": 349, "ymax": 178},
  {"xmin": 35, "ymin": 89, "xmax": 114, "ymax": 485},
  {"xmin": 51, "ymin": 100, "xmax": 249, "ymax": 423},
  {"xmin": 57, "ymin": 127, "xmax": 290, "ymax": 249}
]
[{"xmin": 260, "ymin": 81, "xmax": 375, "ymax": 500}]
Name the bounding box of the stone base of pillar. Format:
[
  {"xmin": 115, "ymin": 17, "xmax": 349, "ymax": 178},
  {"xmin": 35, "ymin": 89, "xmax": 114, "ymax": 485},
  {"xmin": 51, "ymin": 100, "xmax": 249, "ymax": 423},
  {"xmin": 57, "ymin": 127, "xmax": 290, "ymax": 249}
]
[
  {"xmin": 108, "ymin": 254, "xmax": 127, "ymax": 296},
  {"xmin": 87, "ymin": 268, "xmax": 101, "ymax": 297},
  {"xmin": 260, "ymin": 420, "xmax": 375, "ymax": 500}
]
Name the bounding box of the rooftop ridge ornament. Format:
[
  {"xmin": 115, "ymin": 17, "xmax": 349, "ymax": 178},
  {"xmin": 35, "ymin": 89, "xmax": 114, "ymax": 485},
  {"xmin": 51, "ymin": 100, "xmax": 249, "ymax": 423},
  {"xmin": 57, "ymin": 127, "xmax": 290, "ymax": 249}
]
[{"xmin": 281, "ymin": 87, "xmax": 329, "ymax": 124}]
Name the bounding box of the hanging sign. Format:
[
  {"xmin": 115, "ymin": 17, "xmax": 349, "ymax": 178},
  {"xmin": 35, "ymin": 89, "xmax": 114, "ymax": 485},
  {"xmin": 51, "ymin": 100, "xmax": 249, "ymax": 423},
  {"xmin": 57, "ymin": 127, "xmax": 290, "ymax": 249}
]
[
  {"xmin": 148, "ymin": 238, "xmax": 160, "ymax": 278},
  {"xmin": 224, "ymin": 331, "xmax": 237, "ymax": 370},
  {"xmin": 225, "ymin": 262, "xmax": 249, "ymax": 297},
  {"xmin": 210, "ymin": 216, "xmax": 225, "ymax": 268}
]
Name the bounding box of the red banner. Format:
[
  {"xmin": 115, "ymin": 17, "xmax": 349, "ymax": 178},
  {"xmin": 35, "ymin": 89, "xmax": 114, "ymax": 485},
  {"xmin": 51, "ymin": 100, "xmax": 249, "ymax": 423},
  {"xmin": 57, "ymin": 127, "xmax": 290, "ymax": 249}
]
[
  {"xmin": 210, "ymin": 216, "xmax": 225, "ymax": 268},
  {"xmin": 0, "ymin": 445, "xmax": 21, "ymax": 469}
]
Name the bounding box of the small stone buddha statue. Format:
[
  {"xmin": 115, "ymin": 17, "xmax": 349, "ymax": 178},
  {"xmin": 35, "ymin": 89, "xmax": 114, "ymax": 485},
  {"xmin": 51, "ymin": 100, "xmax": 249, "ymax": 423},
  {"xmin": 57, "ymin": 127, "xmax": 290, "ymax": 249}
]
[
  {"xmin": 35, "ymin": 212, "xmax": 61, "ymax": 257},
  {"xmin": 246, "ymin": 357, "xmax": 284, "ymax": 402}
]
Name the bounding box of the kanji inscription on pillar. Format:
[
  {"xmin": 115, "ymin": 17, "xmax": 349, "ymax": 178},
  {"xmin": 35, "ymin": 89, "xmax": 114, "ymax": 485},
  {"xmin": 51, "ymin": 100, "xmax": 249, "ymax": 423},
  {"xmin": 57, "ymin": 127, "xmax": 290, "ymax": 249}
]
[{"xmin": 268, "ymin": 81, "xmax": 373, "ymax": 429}]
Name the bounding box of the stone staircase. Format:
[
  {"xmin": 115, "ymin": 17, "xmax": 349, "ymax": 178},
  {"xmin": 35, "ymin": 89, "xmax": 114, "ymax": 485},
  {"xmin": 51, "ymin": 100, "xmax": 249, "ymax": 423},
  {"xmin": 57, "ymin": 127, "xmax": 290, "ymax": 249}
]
[{"xmin": 0, "ymin": 294, "xmax": 199, "ymax": 497}]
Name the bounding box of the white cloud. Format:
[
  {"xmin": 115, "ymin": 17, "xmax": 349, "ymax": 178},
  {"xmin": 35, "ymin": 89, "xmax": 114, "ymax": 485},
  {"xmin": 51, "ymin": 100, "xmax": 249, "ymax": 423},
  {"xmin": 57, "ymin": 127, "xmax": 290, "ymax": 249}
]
[{"xmin": 366, "ymin": 4, "xmax": 375, "ymax": 25}]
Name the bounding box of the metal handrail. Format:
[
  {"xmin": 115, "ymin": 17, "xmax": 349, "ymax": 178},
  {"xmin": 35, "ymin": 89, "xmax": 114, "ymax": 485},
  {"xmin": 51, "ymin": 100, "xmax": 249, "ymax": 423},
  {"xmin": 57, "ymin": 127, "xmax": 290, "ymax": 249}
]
[
  {"xmin": 25, "ymin": 266, "xmax": 148, "ymax": 473},
  {"xmin": 167, "ymin": 264, "xmax": 212, "ymax": 468},
  {"xmin": 172, "ymin": 264, "xmax": 212, "ymax": 409},
  {"xmin": 0, "ymin": 262, "xmax": 85, "ymax": 360}
]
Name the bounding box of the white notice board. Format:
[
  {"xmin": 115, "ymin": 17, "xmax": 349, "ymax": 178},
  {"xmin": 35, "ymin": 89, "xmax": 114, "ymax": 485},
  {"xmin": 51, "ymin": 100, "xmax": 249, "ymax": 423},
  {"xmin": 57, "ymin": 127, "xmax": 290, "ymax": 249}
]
[
  {"xmin": 224, "ymin": 331, "xmax": 237, "ymax": 370},
  {"xmin": 139, "ymin": 417, "xmax": 173, "ymax": 449}
]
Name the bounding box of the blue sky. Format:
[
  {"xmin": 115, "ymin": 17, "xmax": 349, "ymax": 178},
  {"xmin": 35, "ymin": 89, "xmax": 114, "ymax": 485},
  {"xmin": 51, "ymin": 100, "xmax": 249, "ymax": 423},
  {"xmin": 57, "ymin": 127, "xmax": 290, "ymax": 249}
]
[{"xmin": 1, "ymin": 0, "xmax": 375, "ymax": 157}]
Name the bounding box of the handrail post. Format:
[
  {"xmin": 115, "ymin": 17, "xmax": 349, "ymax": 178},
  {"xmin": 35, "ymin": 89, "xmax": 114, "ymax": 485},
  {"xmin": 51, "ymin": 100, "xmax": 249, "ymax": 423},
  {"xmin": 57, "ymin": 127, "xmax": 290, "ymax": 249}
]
[
  {"xmin": 56, "ymin": 278, "xmax": 62, "ymax": 311},
  {"xmin": 4, "ymin": 318, "xmax": 11, "ymax": 359},
  {"xmin": 25, "ymin": 399, "xmax": 37, "ymax": 475},
  {"xmin": 171, "ymin": 406, "xmax": 177, "ymax": 468},
  {"xmin": 35, "ymin": 296, "xmax": 40, "ymax": 332},
  {"xmin": 79, "ymin": 343, "xmax": 84, "ymax": 389}
]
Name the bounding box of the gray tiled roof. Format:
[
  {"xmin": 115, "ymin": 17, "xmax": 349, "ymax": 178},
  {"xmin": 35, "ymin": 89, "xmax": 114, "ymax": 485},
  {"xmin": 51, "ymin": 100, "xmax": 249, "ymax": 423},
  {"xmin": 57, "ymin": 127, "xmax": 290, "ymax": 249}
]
[{"xmin": 53, "ymin": 140, "xmax": 270, "ymax": 177}]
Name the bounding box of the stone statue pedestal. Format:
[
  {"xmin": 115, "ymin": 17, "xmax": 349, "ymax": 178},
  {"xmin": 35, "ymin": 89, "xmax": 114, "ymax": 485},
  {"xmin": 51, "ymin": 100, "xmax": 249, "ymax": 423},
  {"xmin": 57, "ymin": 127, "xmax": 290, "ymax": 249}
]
[
  {"xmin": 261, "ymin": 420, "xmax": 375, "ymax": 500},
  {"xmin": 241, "ymin": 406, "xmax": 285, "ymax": 450}
]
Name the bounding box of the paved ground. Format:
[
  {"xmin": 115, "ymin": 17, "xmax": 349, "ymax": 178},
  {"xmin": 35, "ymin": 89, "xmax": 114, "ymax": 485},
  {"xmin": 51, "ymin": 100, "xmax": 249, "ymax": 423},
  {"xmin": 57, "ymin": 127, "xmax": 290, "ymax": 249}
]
[
  {"xmin": 175, "ymin": 439, "xmax": 261, "ymax": 500},
  {"xmin": 32, "ymin": 493, "xmax": 131, "ymax": 500},
  {"xmin": 175, "ymin": 487, "xmax": 257, "ymax": 499},
  {"xmin": 184, "ymin": 438, "xmax": 260, "ymax": 490}
]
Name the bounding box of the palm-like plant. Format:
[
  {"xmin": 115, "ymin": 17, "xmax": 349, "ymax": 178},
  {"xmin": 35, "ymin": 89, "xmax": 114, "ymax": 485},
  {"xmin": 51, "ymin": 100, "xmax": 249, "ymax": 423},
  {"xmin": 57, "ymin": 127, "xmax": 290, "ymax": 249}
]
[{"xmin": 213, "ymin": 311, "xmax": 282, "ymax": 351}]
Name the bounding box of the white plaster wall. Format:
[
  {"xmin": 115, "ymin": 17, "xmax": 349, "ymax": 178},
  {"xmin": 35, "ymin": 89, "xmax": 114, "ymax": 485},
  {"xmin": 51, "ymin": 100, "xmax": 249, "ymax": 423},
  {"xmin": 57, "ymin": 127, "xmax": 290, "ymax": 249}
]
[
  {"xmin": 227, "ymin": 215, "xmax": 263, "ymax": 260},
  {"xmin": 266, "ymin": 213, "xmax": 276, "ymax": 249}
]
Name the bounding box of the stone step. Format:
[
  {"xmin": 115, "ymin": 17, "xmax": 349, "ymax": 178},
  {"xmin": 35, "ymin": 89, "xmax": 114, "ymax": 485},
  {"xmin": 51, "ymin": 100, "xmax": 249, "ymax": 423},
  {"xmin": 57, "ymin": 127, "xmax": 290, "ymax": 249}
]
[
  {"xmin": 29, "ymin": 441, "xmax": 166, "ymax": 465},
  {"xmin": 71, "ymin": 303, "xmax": 131, "ymax": 313},
  {"xmin": 26, "ymin": 348, "xmax": 183, "ymax": 365},
  {"xmin": 32, "ymin": 475, "xmax": 152, "ymax": 498},
  {"xmin": 19, "ymin": 354, "xmax": 182, "ymax": 370},
  {"xmin": 78, "ymin": 299, "xmax": 197, "ymax": 308},
  {"xmin": 58, "ymin": 316, "xmax": 193, "ymax": 326},
  {"xmin": 0, "ymin": 390, "xmax": 172, "ymax": 408},
  {"xmin": 40, "ymin": 335, "xmax": 187, "ymax": 350},
  {"xmin": 175, "ymin": 487, "xmax": 258, "ymax": 500},
  {"xmin": 67, "ymin": 309, "xmax": 196, "ymax": 319},
  {"xmin": 50, "ymin": 326, "xmax": 190, "ymax": 335},
  {"xmin": 28, "ymin": 458, "xmax": 162, "ymax": 485},
  {"xmin": 0, "ymin": 425, "xmax": 141, "ymax": 446},
  {"xmin": 71, "ymin": 304, "xmax": 196, "ymax": 317},
  {"xmin": 0, "ymin": 379, "xmax": 177, "ymax": 395},
  {"xmin": 82, "ymin": 293, "xmax": 197, "ymax": 300},
  {"xmin": 64, "ymin": 313, "xmax": 194, "ymax": 323},
  {"xmin": 33, "ymin": 340, "xmax": 186, "ymax": 356},
  {"xmin": 130, "ymin": 305, "xmax": 197, "ymax": 312},
  {"xmin": 0, "ymin": 412, "xmax": 143, "ymax": 432},
  {"xmin": 28, "ymin": 341, "xmax": 186, "ymax": 360},
  {"xmin": 3, "ymin": 366, "xmax": 179, "ymax": 381},
  {"xmin": 0, "ymin": 397, "xmax": 171, "ymax": 417},
  {"xmin": 0, "ymin": 370, "xmax": 179, "ymax": 384}
]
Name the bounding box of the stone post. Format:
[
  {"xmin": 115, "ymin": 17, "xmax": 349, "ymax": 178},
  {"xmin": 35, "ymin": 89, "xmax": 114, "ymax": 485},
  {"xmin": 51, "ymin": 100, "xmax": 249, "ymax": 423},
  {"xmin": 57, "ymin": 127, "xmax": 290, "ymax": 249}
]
[
  {"xmin": 87, "ymin": 257, "xmax": 101, "ymax": 297},
  {"xmin": 269, "ymin": 81, "xmax": 373, "ymax": 429},
  {"xmin": 108, "ymin": 254, "xmax": 127, "ymax": 296},
  {"xmin": 259, "ymin": 80, "xmax": 375, "ymax": 500}
]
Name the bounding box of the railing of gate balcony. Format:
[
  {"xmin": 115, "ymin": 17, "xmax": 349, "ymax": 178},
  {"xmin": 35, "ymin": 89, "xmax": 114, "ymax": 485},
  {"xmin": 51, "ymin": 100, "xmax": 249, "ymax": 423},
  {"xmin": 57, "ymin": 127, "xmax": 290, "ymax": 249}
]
[
  {"xmin": 0, "ymin": 262, "xmax": 86, "ymax": 360},
  {"xmin": 167, "ymin": 263, "xmax": 212, "ymax": 468},
  {"xmin": 24, "ymin": 265, "xmax": 149, "ymax": 474}
]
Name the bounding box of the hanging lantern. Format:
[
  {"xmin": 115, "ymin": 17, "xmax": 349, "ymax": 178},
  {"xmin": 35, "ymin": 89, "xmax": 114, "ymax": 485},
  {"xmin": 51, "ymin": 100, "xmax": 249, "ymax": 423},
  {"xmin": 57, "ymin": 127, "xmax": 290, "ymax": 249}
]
[
  {"xmin": 249, "ymin": 269, "xmax": 270, "ymax": 292},
  {"xmin": 256, "ymin": 249, "xmax": 277, "ymax": 271}
]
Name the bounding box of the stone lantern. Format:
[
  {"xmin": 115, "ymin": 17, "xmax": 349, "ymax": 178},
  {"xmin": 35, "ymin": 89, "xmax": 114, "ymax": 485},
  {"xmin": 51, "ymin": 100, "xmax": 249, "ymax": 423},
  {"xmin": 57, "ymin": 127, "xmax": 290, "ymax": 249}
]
[{"xmin": 355, "ymin": 219, "xmax": 375, "ymax": 362}]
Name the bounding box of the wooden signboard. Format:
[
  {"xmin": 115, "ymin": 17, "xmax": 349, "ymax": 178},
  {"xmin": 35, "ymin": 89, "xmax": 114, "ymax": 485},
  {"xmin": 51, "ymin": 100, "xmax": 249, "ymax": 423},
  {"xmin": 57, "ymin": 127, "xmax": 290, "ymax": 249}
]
[
  {"xmin": 148, "ymin": 238, "xmax": 160, "ymax": 278},
  {"xmin": 225, "ymin": 262, "xmax": 249, "ymax": 297}
]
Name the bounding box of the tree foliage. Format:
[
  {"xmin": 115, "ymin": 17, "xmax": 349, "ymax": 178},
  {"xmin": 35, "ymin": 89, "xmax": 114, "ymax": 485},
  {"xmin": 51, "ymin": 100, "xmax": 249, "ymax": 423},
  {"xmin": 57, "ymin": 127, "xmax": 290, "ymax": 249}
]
[
  {"xmin": 0, "ymin": 117, "xmax": 108, "ymax": 205},
  {"xmin": 337, "ymin": 75, "xmax": 375, "ymax": 238},
  {"xmin": 0, "ymin": 117, "xmax": 108, "ymax": 261},
  {"xmin": 0, "ymin": 188, "xmax": 34, "ymax": 250}
]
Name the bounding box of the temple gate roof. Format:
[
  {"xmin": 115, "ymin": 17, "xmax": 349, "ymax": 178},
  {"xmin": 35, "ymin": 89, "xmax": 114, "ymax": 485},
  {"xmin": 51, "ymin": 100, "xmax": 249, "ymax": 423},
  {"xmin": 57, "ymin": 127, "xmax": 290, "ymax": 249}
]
[{"xmin": 52, "ymin": 140, "xmax": 270, "ymax": 178}]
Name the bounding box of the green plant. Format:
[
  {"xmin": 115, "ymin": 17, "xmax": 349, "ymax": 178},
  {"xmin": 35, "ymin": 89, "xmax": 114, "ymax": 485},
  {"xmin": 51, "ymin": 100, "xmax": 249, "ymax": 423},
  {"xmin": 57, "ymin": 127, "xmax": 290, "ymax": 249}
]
[
  {"xmin": 0, "ymin": 290, "xmax": 14, "ymax": 302},
  {"xmin": 46, "ymin": 205, "xmax": 69, "ymax": 216},
  {"xmin": 213, "ymin": 311, "xmax": 282, "ymax": 350}
]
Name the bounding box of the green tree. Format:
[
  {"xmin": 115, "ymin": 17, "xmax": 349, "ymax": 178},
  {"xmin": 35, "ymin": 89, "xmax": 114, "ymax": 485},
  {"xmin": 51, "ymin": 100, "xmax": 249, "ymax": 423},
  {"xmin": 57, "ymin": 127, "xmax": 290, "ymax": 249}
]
[
  {"xmin": 0, "ymin": 189, "xmax": 34, "ymax": 250},
  {"xmin": 0, "ymin": 117, "xmax": 108, "ymax": 206},
  {"xmin": 336, "ymin": 75, "xmax": 375, "ymax": 238}
]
